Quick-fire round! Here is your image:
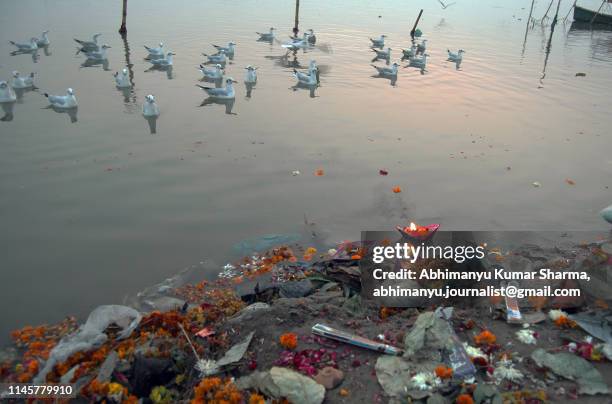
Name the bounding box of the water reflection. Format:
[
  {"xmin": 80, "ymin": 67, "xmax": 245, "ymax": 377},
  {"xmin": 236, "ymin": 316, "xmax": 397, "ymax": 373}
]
[
  {"xmin": 199, "ymin": 97, "xmax": 236, "ymax": 115},
  {"xmin": 144, "ymin": 116, "xmax": 158, "ymax": 134},
  {"xmin": 118, "ymin": 33, "xmax": 137, "ymax": 110},
  {"xmin": 0, "ymin": 102, "xmax": 15, "ymax": 121},
  {"xmin": 10, "ymin": 49, "xmax": 39, "ymax": 63},
  {"xmin": 81, "ymin": 58, "xmax": 110, "ymax": 71},
  {"xmin": 245, "ymin": 82, "xmax": 256, "ymax": 98},
  {"xmin": 145, "ymin": 65, "xmax": 173, "ymax": 80},
  {"xmin": 291, "ymin": 81, "xmax": 318, "ymax": 98},
  {"xmin": 14, "ymin": 87, "xmax": 37, "ymax": 103},
  {"xmin": 45, "ymin": 106, "xmax": 78, "ymax": 123}
]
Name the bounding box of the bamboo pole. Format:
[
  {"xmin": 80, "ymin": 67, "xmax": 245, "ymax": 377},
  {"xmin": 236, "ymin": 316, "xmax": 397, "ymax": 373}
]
[
  {"xmin": 589, "ymin": 0, "xmax": 607, "ymax": 25},
  {"xmin": 293, "ymin": 0, "xmax": 300, "ymax": 37},
  {"xmin": 563, "ymin": 0, "xmax": 578, "ymax": 22},
  {"xmin": 119, "ymin": 0, "xmax": 128, "ymax": 34},
  {"xmin": 410, "ymin": 9, "xmax": 424, "ymax": 40}
]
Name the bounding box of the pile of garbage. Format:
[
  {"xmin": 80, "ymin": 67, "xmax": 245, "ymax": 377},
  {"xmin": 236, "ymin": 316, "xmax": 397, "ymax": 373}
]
[{"xmin": 1, "ymin": 234, "xmax": 612, "ymax": 403}]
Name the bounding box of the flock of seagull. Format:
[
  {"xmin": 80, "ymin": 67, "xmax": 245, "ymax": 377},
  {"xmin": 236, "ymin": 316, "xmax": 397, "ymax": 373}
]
[{"xmin": 0, "ymin": 25, "xmax": 465, "ymax": 125}]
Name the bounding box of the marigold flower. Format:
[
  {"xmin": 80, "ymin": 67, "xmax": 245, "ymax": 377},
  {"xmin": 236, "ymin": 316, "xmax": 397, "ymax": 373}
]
[
  {"xmin": 339, "ymin": 388, "xmax": 349, "ymax": 397},
  {"xmin": 554, "ymin": 315, "xmax": 577, "ymax": 328},
  {"xmin": 392, "ymin": 186, "xmax": 402, "ymax": 193},
  {"xmin": 249, "ymin": 393, "xmax": 265, "ymax": 404},
  {"xmin": 456, "ymin": 394, "xmax": 474, "ymax": 404},
  {"xmin": 474, "ymin": 330, "xmax": 496, "ymax": 345},
  {"xmin": 279, "ymin": 333, "xmax": 298, "ymax": 350},
  {"xmin": 434, "ymin": 365, "xmax": 453, "ymax": 379}
]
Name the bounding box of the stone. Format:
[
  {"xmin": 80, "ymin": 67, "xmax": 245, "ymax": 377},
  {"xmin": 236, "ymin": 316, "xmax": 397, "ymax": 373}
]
[
  {"xmin": 130, "ymin": 355, "xmax": 175, "ymax": 397},
  {"xmin": 279, "ymin": 279, "xmax": 313, "ymax": 298},
  {"xmin": 236, "ymin": 367, "xmax": 325, "ymax": 404},
  {"xmin": 313, "ymin": 367, "xmax": 344, "ymax": 389}
]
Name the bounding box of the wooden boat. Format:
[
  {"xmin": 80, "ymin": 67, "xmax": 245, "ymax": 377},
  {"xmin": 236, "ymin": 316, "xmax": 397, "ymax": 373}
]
[{"xmin": 574, "ymin": 4, "xmax": 612, "ymax": 25}]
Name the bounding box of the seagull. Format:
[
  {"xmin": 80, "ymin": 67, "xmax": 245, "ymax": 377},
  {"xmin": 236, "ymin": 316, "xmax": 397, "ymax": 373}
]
[
  {"xmin": 74, "ymin": 33, "xmax": 102, "ymax": 51},
  {"xmin": 35, "ymin": 31, "xmax": 50, "ymax": 47},
  {"xmin": 149, "ymin": 52, "xmax": 175, "ymax": 67},
  {"xmin": 282, "ymin": 36, "xmax": 309, "ymax": 50},
  {"xmin": 114, "ymin": 68, "xmax": 131, "ymax": 88},
  {"xmin": 0, "ymin": 81, "xmax": 17, "ymax": 103},
  {"xmin": 9, "ymin": 38, "xmax": 38, "ymax": 51},
  {"xmin": 244, "ymin": 65, "xmax": 258, "ymax": 83},
  {"xmin": 11, "ymin": 71, "xmax": 35, "ymax": 89},
  {"xmin": 202, "ymin": 50, "xmax": 226, "ymax": 64},
  {"xmin": 369, "ymin": 34, "xmax": 387, "ymax": 48},
  {"xmin": 417, "ymin": 39, "xmax": 428, "ymax": 55},
  {"xmin": 293, "ymin": 61, "xmax": 318, "ymax": 85},
  {"xmin": 198, "ymin": 64, "xmax": 224, "ymax": 80},
  {"xmin": 256, "ymin": 27, "xmax": 276, "ymax": 41},
  {"xmin": 144, "ymin": 42, "xmax": 164, "ymax": 57},
  {"xmin": 437, "ymin": 0, "xmax": 456, "ymax": 9},
  {"xmin": 402, "ymin": 43, "xmax": 417, "ymax": 59},
  {"xmin": 408, "ymin": 53, "xmax": 429, "ymax": 70},
  {"xmin": 372, "ymin": 62, "xmax": 399, "ymax": 76},
  {"xmin": 306, "ymin": 29, "xmax": 316, "ymax": 44},
  {"xmin": 212, "ymin": 42, "xmax": 236, "ymax": 56},
  {"xmin": 447, "ymin": 49, "xmax": 465, "ymax": 63},
  {"xmin": 82, "ymin": 44, "xmax": 111, "ymax": 60},
  {"xmin": 197, "ymin": 77, "xmax": 237, "ymax": 99},
  {"xmin": 372, "ymin": 47, "xmax": 391, "ymax": 59},
  {"xmin": 143, "ymin": 95, "xmax": 160, "ymax": 117},
  {"xmin": 44, "ymin": 88, "xmax": 78, "ymax": 108}
]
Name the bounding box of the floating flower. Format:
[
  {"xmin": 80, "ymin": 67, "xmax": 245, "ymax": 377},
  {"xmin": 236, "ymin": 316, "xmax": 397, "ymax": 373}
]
[
  {"xmin": 392, "ymin": 186, "xmax": 402, "ymax": 193},
  {"xmin": 279, "ymin": 333, "xmax": 298, "ymax": 350},
  {"xmin": 314, "ymin": 168, "xmax": 325, "ymax": 176},
  {"xmin": 456, "ymin": 394, "xmax": 474, "ymax": 404}
]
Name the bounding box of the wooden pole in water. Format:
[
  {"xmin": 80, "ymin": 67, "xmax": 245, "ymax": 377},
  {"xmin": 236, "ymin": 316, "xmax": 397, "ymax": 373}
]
[
  {"xmin": 119, "ymin": 0, "xmax": 128, "ymax": 34},
  {"xmin": 293, "ymin": 0, "xmax": 300, "ymax": 37},
  {"xmin": 411, "ymin": 9, "xmax": 424, "ymax": 40},
  {"xmin": 563, "ymin": 0, "xmax": 577, "ymax": 22}
]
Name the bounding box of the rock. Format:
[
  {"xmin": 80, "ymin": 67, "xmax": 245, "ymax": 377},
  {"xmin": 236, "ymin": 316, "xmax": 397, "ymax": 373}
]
[
  {"xmin": 427, "ymin": 393, "xmax": 449, "ymax": 404},
  {"xmin": 403, "ymin": 311, "xmax": 453, "ymax": 361},
  {"xmin": 236, "ymin": 367, "xmax": 325, "ymax": 404},
  {"xmin": 227, "ymin": 302, "xmax": 271, "ymax": 324},
  {"xmin": 601, "ymin": 204, "xmax": 612, "ymax": 224},
  {"xmin": 531, "ymin": 349, "xmax": 609, "ymax": 395},
  {"xmin": 95, "ymin": 350, "xmax": 118, "ymax": 383},
  {"xmin": 473, "ymin": 384, "xmax": 502, "ymax": 404},
  {"xmin": 130, "ymin": 355, "xmax": 175, "ymax": 397},
  {"xmin": 550, "ymin": 279, "xmax": 585, "ymax": 309},
  {"xmin": 279, "ymin": 279, "xmax": 313, "ymax": 298},
  {"xmin": 313, "ymin": 367, "xmax": 344, "ymax": 389},
  {"xmin": 375, "ymin": 356, "xmax": 436, "ymax": 400}
]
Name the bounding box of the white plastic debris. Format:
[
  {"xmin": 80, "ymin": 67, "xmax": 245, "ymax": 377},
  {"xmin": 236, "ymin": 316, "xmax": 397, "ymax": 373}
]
[
  {"xmin": 292, "ymin": 170, "xmax": 301, "ymax": 176},
  {"xmin": 532, "ymin": 181, "xmax": 541, "ymax": 188},
  {"xmin": 516, "ymin": 329, "xmax": 537, "ymax": 345},
  {"xmin": 462, "ymin": 342, "xmax": 485, "ymax": 358}
]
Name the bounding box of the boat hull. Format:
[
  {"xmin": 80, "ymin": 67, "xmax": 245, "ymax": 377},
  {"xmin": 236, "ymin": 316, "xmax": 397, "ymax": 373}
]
[{"xmin": 574, "ymin": 5, "xmax": 612, "ymax": 25}]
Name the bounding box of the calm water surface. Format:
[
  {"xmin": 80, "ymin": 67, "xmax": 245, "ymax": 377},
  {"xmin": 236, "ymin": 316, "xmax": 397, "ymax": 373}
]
[{"xmin": 1, "ymin": 0, "xmax": 611, "ymax": 339}]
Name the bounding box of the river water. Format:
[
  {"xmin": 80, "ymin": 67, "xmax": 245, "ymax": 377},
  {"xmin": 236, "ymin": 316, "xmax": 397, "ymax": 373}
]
[{"xmin": 1, "ymin": 0, "xmax": 611, "ymax": 340}]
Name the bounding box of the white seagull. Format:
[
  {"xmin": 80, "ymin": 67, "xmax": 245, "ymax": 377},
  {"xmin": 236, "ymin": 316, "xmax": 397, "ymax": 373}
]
[
  {"xmin": 372, "ymin": 62, "xmax": 399, "ymax": 76},
  {"xmin": 212, "ymin": 42, "xmax": 236, "ymax": 56},
  {"xmin": 149, "ymin": 52, "xmax": 175, "ymax": 67},
  {"xmin": 197, "ymin": 78, "xmax": 237, "ymax": 99},
  {"xmin": 409, "ymin": 53, "xmax": 429, "ymax": 70},
  {"xmin": 74, "ymin": 33, "xmax": 102, "ymax": 51},
  {"xmin": 370, "ymin": 34, "xmax": 387, "ymax": 47},
  {"xmin": 437, "ymin": 0, "xmax": 456, "ymax": 9},
  {"xmin": 0, "ymin": 81, "xmax": 17, "ymax": 102},
  {"xmin": 306, "ymin": 29, "xmax": 316, "ymax": 44},
  {"xmin": 417, "ymin": 39, "xmax": 428, "ymax": 55},
  {"xmin": 144, "ymin": 42, "xmax": 164, "ymax": 57},
  {"xmin": 44, "ymin": 88, "xmax": 78, "ymax": 108},
  {"xmin": 35, "ymin": 31, "xmax": 50, "ymax": 47},
  {"xmin": 143, "ymin": 95, "xmax": 160, "ymax": 117},
  {"xmin": 11, "ymin": 71, "xmax": 35, "ymax": 89},
  {"xmin": 372, "ymin": 47, "xmax": 392, "ymax": 59},
  {"xmin": 9, "ymin": 38, "xmax": 38, "ymax": 51},
  {"xmin": 402, "ymin": 43, "xmax": 417, "ymax": 59},
  {"xmin": 293, "ymin": 61, "xmax": 318, "ymax": 86},
  {"xmin": 244, "ymin": 65, "xmax": 258, "ymax": 83},
  {"xmin": 447, "ymin": 49, "xmax": 465, "ymax": 63},
  {"xmin": 202, "ymin": 50, "xmax": 226, "ymax": 64},
  {"xmin": 282, "ymin": 34, "xmax": 311, "ymax": 50},
  {"xmin": 256, "ymin": 27, "xmax": 276, "ymax": 41},
  {"xmin": 83, "ymin": 44, "xmax": 111, "ymax": 60},
  {"xmin": 114, "ymin": 68, "xmax": 131, "ymax": 88},
  {"xmin": 198, "ymin": 64, "xmax": 224, "ymax": 80}
]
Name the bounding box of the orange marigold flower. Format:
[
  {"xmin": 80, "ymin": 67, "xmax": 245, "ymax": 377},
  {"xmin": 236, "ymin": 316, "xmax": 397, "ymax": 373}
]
[
  {"xmin": 314, "ymin": 168, "xmax": 325, "ymax": 176},
  {"xmin": 279, "ymin": 333, "xmax": 298, "ymax": 350},
  {"xmin": 392, "ymin": 186, "xmax": 402, "ymax": 193},
  {"xmin": 474, "ymin": 330, "xmax": 496, "ymax": 345},
  {"xmin": 554, "ymin": 315, "xmax": 577, "ymax": 328},
  {"xmin": 350, "ymin": 254, "xmax": 362, "ymax": 260},
  {"xmin": 249, "ymin": 393, "xmax": 266, "ymax": 404},
  {"xmin": 339, "ymin": 388, "xmax": 349, "ymax": 397},
  {"xmin": 456, "ymin": 394, "xmax": 474, "ymax": 404},
  {"xmin": 434, "ymin": 365, "xmax": 453, "ymax": 379}
]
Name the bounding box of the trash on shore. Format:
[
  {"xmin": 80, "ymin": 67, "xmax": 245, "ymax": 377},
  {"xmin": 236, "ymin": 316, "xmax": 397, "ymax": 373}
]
[{"xmin": 311, "ymin": 323, "xmax": 403, "ymax": 355}]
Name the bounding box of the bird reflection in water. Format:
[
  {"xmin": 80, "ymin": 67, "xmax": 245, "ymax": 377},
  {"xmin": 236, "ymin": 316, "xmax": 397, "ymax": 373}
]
[
  {"xmin": 145, "ymin": 64, "xmax": 173, "ymax": 80},
  {"xmin": 45, "ymin": 105, "xmax": 78, "ymax": 123},
  {"xmin": 199, "ymin": 98, "xmax": 236, "ymax": 115},
  {"xmin": 1, "ymin": 102, "xmax": 15, "ymax": 121},
  {"xmin": 81, "ymin": 58, "xmax": 110, "ymax": 71}
]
